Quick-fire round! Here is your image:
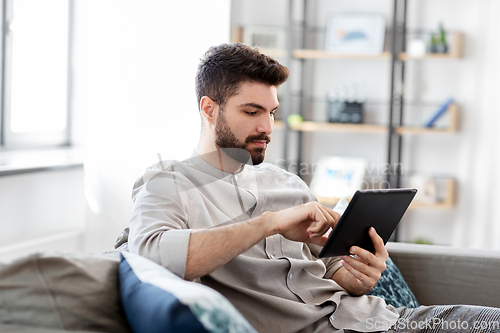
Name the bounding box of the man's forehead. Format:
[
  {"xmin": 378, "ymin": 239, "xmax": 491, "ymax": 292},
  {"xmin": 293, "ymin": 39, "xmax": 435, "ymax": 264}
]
[
  {"xmin": 236, "ymin": 80, "xmax": 277, "ymax": 92},
  {"xmin": 230, "ymin": 82, "xmax": 279, "ymax": 108}
]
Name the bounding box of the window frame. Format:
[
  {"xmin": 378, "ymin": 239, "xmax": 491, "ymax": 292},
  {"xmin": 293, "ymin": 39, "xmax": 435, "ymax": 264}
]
[{"xmin": 0, "ymin": 0, "xmax": 74, "ymax": 149}]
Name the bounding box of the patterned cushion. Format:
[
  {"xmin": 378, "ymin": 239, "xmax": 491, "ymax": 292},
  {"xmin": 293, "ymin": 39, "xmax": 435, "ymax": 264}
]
[
  {"xmin": 367, "ymin": 257, "xmax": 420, "ymax": 308},
  {"xmin": 118, "ymin": 252, "xmax": 257, "ymax": 333}
]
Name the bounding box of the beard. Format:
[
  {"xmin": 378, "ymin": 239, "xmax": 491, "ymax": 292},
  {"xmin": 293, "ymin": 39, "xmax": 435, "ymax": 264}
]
[{"xmin": 214, "ymin": 110, "xmax": 271, "ymax": 165}]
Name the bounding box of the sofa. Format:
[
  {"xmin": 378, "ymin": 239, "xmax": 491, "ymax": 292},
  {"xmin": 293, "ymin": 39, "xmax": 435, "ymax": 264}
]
[
  {"xmin": 0, "ymin": 242, "xmax": 499, "ymax": 332},
  {"xmin": 386, "ymin": 242, "xmax": 500, "ymax": 308}
]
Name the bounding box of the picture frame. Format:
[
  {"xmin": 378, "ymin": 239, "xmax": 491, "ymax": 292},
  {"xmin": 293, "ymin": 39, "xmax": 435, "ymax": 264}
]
[
  {"xmin": 242, "ymin": 25, "xmax": 286, "ymax": 50},
  {"xmin": 310, "ymin": 156, "xmax": 367, "ymax": 199},
  {"xmin": 324, "ymin": 13, "xmax": 386, "ymax": 55}
]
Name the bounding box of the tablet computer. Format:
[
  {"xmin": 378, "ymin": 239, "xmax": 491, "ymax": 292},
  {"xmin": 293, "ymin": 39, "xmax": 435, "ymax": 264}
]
[{"xmin": 318, "ymin": 188, "xmax": 417, "ymax": 258}]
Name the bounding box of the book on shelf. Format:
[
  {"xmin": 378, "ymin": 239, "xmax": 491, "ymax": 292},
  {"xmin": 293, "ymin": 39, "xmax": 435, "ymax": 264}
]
[{"xmin": 424, "ymin": 98, "xmax": 454, "ymax": 128}]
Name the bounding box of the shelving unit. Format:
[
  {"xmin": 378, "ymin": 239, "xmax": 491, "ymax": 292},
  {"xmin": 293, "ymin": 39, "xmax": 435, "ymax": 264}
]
[
  {"xmin": 231, "ymin": 1, "xmax": 463, "ymax": 223},
  {"xmin": 278, "ymin": 0, "xmax": 463, "ymax": 220}
]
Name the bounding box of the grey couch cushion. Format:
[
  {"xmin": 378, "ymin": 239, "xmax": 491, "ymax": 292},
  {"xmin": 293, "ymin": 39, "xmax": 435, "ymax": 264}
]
[
  {"xmin": 0, "ymin": 252, "xmax": 132, "ymax": 332},
  {"xmin": 387, "ymin": 242, "xmax": 500, "ymax": 308},
  {"xmin": 0, "ymin": 324, "xmax": 103, "ymax": 332}
]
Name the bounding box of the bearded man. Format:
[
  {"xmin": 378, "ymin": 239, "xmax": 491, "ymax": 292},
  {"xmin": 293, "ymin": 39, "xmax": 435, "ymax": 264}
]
[{"xmin": 123, "ymin": 43, "xmax": 500, "ymax": 333}]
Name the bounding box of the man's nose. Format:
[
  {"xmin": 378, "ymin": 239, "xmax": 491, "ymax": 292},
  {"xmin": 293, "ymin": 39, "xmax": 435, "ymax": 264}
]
[{"xmin": 256, "ymin": 115, "xmax": 273, "ymax": 134}]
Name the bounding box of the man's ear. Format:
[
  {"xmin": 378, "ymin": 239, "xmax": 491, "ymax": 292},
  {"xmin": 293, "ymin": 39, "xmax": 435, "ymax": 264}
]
[{"xmin": 199, "ymin": 96, "xmax": 218, "ymax": 126}]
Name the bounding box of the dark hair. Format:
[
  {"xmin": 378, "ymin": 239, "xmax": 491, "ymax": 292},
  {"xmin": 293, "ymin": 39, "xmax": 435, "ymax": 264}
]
[{"xmin": 195, "ymin": 43, "xmax": 289, "ymax": 109}]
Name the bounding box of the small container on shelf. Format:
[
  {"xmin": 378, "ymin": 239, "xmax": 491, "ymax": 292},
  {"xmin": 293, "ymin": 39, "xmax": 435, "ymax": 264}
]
[
  {"xmin": 405, "ymin": 174, "xmax": 456, "ymax": 209},
  {"xmin": 326, "ymin": 82, "xmax": 366, "ymax": 124}
]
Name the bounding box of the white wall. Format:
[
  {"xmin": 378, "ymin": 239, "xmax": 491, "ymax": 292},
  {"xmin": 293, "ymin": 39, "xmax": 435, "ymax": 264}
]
[
  {"xmin": 0, "ymin": 168, "xmax": 85, "ymax": 262},
  {"xmin": 73, "ymin": 0, "xmax": 231, "ymax": 253}
]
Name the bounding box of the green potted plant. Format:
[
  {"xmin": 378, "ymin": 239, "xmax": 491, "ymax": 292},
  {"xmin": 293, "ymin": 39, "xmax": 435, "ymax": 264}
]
[
  {"xmin": 436, "ymin": 22, "xmax": 448, "ymax": 53},
  {"xmin": 429, "ymin": 33, "xmax": 438, "ymax": 53},
  {"xmin": 428, "ymin": 22, "xmax": 448, "ymax": 54}
]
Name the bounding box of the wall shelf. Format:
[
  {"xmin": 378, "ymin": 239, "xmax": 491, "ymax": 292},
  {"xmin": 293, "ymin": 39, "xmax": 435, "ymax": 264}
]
[
  {"xmin": 317, "ymin": 178, "xmax": 456, "ymax": 210},
  {"xmin": 294, "ymin": 32, "xmax": 463, "ymax": 61},
  {"xmin": 409, "ymin": 178, "xmax": 456, "ymax": 209},
  {"xmin": 395, "ymin": 127, "xmax": 452, "ymax": 134},
  {"xmin": 289, "ymin": 121, "xmax": 387, "ymax": 133},
  {"xmin": 273, "ymin": 120, "xmax": 285, "ymax": 129},
  {"xmin": 288, "ymin": 103, "xmax": 458, "ymax": 135},
  {"xmin": 260, "ymin": 48, "xmax": 288, "ymax": 58},
  {"xmin": 398, "ymin": 32, "xmax": 464, "ymax": 60},
  {"xmin": 293, "ymin": 50, "xmax": 391, "ymax": 60},
  {"xmin": 395, "ymin": 103, "xmax": 459, "ymax": 134}
]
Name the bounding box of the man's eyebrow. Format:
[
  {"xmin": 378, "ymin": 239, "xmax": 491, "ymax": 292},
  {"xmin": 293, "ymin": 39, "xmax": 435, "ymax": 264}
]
[{"xmin": 237, "ymin": 102, "xmax": 280, "ymax": 111}]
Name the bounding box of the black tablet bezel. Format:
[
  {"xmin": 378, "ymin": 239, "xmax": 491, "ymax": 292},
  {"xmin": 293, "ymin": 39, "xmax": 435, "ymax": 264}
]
[{"xmin": 318, "ymin": 188, "xmax": 417, "ymax": 258}]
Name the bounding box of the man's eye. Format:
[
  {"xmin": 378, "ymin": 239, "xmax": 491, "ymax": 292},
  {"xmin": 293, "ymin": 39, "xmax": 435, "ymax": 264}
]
[
  {"xmin": 246, "ymin": 111, "xmax": 257, "ymax": 116},
  {"xmin": 270, "ymin": 111, "xmax": 276, "ymax": 117}
]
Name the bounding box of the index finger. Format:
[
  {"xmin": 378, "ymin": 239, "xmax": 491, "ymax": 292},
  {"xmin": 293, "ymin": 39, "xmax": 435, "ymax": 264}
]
[
  {"xmin": 320, "ymin": 205, "xmax": 341, "ymax": 227},
  {"xmin": 308, "ymin": 205, "xmax": 336, "ymax": 236}
]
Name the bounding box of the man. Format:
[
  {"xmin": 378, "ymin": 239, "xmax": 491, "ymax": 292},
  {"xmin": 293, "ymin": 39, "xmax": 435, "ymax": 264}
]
[{"xmin": 124, "ymin": 43, "xmax": 500, "ymax": 332}]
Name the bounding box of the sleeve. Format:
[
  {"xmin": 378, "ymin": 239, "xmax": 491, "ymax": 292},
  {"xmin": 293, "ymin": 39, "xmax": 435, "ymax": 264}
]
[
  {"xmin": 128, "ymin": 171, "xmax": 192, "ymax": 279},
  {"xmin": 306, "ymin": 242, "xmax": 343, "ymax": 279},
  {"xmin": 323, "ymin": 256, "xmax": 343, "ymax": 279}
]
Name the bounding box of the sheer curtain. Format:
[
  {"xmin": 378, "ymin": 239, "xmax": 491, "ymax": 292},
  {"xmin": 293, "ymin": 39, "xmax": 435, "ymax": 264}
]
[
  {"xmin": 452, "ymin": 0, "xmax": 500, "ymax": 250},
  {"xmin": 73, "ymin": 0, "xmax": 231, "ymax": 253}
]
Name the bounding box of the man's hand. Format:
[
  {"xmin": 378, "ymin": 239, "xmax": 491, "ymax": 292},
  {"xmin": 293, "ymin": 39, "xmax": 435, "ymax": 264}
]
[
  {"xmin": 267, "ymin": 201, "xmax": 341, "ymax": 246},
  {"xmin": 332, "ymin": 227, "xmax": 388, "ymax": 296}
]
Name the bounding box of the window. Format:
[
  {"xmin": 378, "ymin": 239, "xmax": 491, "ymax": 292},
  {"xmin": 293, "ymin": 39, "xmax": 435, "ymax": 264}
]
[{"xmin": 0, "ymin": 0, "xmax": 73, "ymax": 148}]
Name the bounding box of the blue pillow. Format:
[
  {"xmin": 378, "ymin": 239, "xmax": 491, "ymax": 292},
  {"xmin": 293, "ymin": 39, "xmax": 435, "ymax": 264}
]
[
  {"xmin": 367, "ymin": 257, "xmax": 419, "ymax": 308},
  {"xmin": 118, "ymin": 252, "xmax": 257, "ymax": 333}
]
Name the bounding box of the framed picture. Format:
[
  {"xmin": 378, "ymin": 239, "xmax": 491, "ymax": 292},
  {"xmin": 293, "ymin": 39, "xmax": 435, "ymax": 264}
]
[
  {"xmin": 324, "ymin": 13, "xmax": 386, "ymax": 55},
  {"xmin": 242, "ymin": 26, "xmax": 286, "ymax": 49},
  {"xmin": 310, "ymin": 156, "xmax": 367, "ymax": 199}
]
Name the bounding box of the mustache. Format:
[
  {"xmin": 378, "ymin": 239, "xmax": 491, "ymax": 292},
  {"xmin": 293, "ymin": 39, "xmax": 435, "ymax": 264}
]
[{"xmin": 245, "ymin": 134, "xmax": 271, "ymax": 144}]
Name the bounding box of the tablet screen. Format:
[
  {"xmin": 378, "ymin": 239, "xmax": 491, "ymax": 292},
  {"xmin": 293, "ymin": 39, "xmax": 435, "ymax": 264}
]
[{"xmin": 319, "ymin": 188, "xmax": 417, "ymax": 257}]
